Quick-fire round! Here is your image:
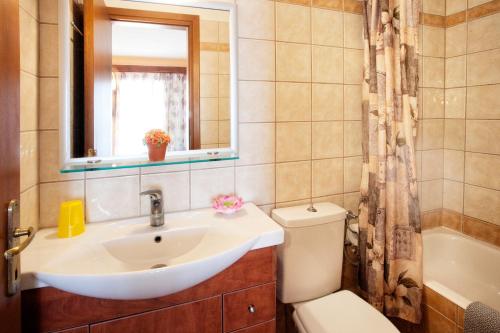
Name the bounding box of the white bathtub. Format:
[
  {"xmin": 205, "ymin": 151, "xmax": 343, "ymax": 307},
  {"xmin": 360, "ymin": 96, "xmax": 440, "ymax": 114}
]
[{"xmin": 423, "ymin": 227, "xmax": 500, "ymax": 311}]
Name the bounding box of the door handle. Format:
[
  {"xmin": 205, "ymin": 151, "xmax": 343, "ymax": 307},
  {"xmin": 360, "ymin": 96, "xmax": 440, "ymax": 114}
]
[
  {"xmin": 4, "ymin": 199, "xmax": 36, "ymax": 296},
  {"xmin": 4, "ymin": 226, "xmax": 35, "ymax": 260}
]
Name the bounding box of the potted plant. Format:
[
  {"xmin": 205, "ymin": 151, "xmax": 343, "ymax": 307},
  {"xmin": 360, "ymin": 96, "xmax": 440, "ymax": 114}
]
[{"xmin": 144, "ymin": 129, "xmax": 171, "ymax": 162}]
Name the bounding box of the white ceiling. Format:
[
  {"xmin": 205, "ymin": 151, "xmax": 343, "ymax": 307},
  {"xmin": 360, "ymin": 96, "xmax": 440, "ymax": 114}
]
[{"xmin": 112, "ymin": 21, "xmax": 188, "ymax": 59}]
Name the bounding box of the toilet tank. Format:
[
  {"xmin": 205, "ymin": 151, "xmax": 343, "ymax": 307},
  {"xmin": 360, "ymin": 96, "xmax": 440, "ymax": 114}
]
[{"xmin": 272, "ymin": 203, "xmax": 347, "ymax": 304}]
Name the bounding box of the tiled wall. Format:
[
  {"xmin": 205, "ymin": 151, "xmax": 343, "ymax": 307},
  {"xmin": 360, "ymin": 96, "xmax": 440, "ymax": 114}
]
[
  {"xmin": 19, "ymin": 0, "xmax": 40, "ymax": 232},
  {"xmin": 438, "ymin": 0, "xmax": 500, "ymax": 247},
  {"xmin": 200, "ymin": 19, "xmax": 231, "ymax": 148},
  {"xmin": 35, "ymin": 0, "xmax": 367, "ymax": 228}
]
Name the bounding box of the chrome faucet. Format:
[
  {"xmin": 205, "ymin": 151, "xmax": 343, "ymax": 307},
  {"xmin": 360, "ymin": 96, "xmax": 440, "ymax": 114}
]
[{"xmin": 140, "ymin": 190, "xmax": 164, "ymax": 227}]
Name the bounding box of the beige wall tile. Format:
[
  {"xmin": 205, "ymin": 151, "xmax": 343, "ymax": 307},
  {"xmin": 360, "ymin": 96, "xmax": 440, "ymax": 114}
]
[
  {"xmin": 424, "ymin": 0, "xmax": 445, "ymax": 15},
  {"xmin": 200, "ymin": 20, "xmax": 218, "ymax": 43},
  {"xmin": 200, "ymin": 120, "xmax": 218, "ymax": 145},
  {"xmin": 423, "ymin": 119, "xmax": 444, "ymax": 150},
  {"xmin": 464, "ymin": 184, "xmax": 500, "ymax": 225},
  {"xmin": 466, "ymin": 120, "xmax": 500, "ymax": 154},
  {"xmin": 343, "ymin": 156, "xmax": 362, "ymax": 193},
  {"xmin": 20, "ymin": 8, "xmax": 38, "ymax": 75},
  {"xmin": 276, "ymin": 82, "xmax": 311, "ymax": 121},
  {"xmin": 40, "ymin": 23, "xmax": 58, "ymax": 77},
  {"xmin": 312, "ymin": 7, "xmax": 343, "ymax": 47},
  {"xmin": 219, "ymin": 97, "xmax": 230, "ymax": 120},
  {"xmin": 313, "ymin": 158, "xmax": 343, "ymax": 197},
  {"xmin": 343, "ymin": 192, "xmax": 360, "ymax": 212},
  {"xmin": 235, "ymin": 164, "xmax": 275, "ymax": 205},
  {"xmin": 468, "ymin": 0, "xmax": 490, "ymax": 7},
  {"xmin": 415, "ymin": 150, "xmax": 422, "ymax": 181},
  {"xmin": 444, "ymin": 119, "xmax": 465, "ymax": 150},
  {"xmin": 423, "ymin": 57, "xmax": 445, "ymax": 88},
  {"xmin": 39, "ymin": 180, "xmax": 85, "ymax": 228},
  {"xmin": 445, "ymin": 56, "xmax": 466, "ymax": 88},
  {"xmin": 312, "ymin": 194, "xmax": 344, "ymax": 207},
  {"xmin": 190, "ymin": 167, "xmax": 235, "ymax": 209},
  {"xmin": 40, "ymin": 0, "xmax": 58, "ymax": 24},
  {"xmin": 443, "ymin": 180, "xmax": 463, "ymax": 213},
  {"xmin": 344, "ymin": 121, "xmax": 362, "ymax": 156},
  {"xmin": 200, "ymin": 51, "xmax": 219, "ymax": 74},
  {"xmin": 237, "ymin": 0, "xmax": 275, "ymax": 40},
  {"xmin": 423, "ymin": 88, "xmax": 445, "ymax": 118},
  {"xmin": 467, "ymin": 13, "xmax": 500, "ymax": 53},
  {"xmin": 140, "ymin": 172, "xmax": 190, "ymax": 214},
  {"xmin": 20, "ymin": 131, "xmax": 38, "ymax": 192},
  {"xmin": 276, "ymin": 161, "xmax": 311, "ymax": 202},
  {"xmin": 423, "ymin": 26, "xmax": 445, "ymax": 57},
  {"xmin": 39, "ymin": 130, "xmax": 83, "ymax": 183},
  {"xmin": 86, "ymin": 176, "xmax": 140, "ymax": 223},
  {"xmin": 39, "ymin": 77, "xmax": 58, "ymax": 129},
  {"xmin": 20, "ymin": 184, "xmax": 39, "ymax": 231},
  {"xmin": 85, "ymin": 168, "xmax": 138, "ymax": 180},
  {"xmin": 200, "ymin": 98, "xmax": 218, "ymax": 121},
  {"xmin": 312, "ymin": 83, "xmax": 343, "ymax": 121},
  {"xmin": 466, "ymin": 84, "xmax": 500, "ymax": 119},
  {"xmin": 276, "ymin": 122, "xmax": 311, "ymax": 162},
  {"xmin": 421, "ymin": 179, "xmax": 444, "ymax": 212},
  {"xmin": 219, "ymin": 120, "xmax": 230, "ymax": 144},
  {"xmin": 465, "ymin": 152, "xmax": 500, "ymax": 191},
  {"xmin": 422, "ymin": 149, "xmax": 444, "ymax": 180},
  {"xmin": 443, "ymin": 149, "xmax": 464, "ymax": 181},
  {"xmin": 238, "ymin": 39, "xmax": 275, "ymax": 81},
  {"xmin": 312, "ymin": 45, "xmax": 343, "ymax": 83},
  {"xmin": 219, "ymin": 74, "xmax": 230, "ymax": 98},
  {"xmin": 446, "ymin": 23, "xmax": 466, "ymax": 57},
  {"xmin": 344, "ymin": 85, "xmax": 362, "ymax": 120},
  {"xmin": 200, "ymin": 74, "xmax": 218, "ymax": 98},
  {"xmin": 445, "ymin": 87, "xmax": 465, "ymax": 119},
  {"xmin": 238, "ymin": 81, "xmax": 275, "ymax": 122},
  {"xmin": 20, "ymin": 71, "xmax": 38, "ymax": 132},
  {"xmin": 219, "ymin": 52, "xmax": 230, "ymax": 75},
  {"xmin": 446, "ymin": 0, "xmax": 466, "ymax": 15},
  {"xmin": 276, "ymin": 2, "xmax": 310, "ymax": 43},
  {"xmin": 237, "ymin": 123, "xmax": 275, "ymax": 165},
  {"xmin": 467, "ymin": 49, "xmax": 500, "ymax": 86},
  {"xmin": 343, "ymin": 13, "xmax": 363, "ymax": 49},
  {"xmin": 277, "ymin": 42, "xmax": 311, "ymax": 82},
  {"xmin": 312, "ymin": 121, "xmax": 343, "ymax": 159},
  {"xmin": 344, "ymin": 48, "xmax": 363, "ymax": 84},
  {"xmin": 219, "ymin": 21, "xmax": 229, "ymax": 44}
]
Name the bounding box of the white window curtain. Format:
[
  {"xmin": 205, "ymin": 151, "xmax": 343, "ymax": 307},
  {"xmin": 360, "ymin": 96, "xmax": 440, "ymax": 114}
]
[{"xmin": 112, "ymin": 72, "xmax": 187, "ymax": 156}]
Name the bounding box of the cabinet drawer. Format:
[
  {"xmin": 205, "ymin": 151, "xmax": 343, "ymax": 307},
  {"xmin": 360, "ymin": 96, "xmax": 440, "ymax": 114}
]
[
  {"xmin": 90, "ymin": 296, "xmax": 221, "ymax": 333},
  {"xmin": 223, "ymin": 283, "xmax": 276, "ymax": 332},
  {"xmin": 233, "ymin": 320, "xmax": 275, "ymax": 333}
]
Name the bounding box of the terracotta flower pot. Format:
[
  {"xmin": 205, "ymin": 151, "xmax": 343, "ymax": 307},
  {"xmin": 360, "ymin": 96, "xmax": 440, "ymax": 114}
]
[{"xmin": 147, "ymin": 143, "xmax": 168, "ymax": 162}]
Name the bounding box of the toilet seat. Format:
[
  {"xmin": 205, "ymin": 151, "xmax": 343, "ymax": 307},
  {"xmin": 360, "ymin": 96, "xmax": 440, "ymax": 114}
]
[{"xmin": 292, "ymin": 290, "xmax": 400, "ymax": 333}]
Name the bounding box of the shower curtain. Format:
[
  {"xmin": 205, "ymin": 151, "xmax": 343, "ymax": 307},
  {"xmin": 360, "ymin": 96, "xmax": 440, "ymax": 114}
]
[{"xmin": 358, "ymin": 0, "xmax": 423, "ymax": 324}]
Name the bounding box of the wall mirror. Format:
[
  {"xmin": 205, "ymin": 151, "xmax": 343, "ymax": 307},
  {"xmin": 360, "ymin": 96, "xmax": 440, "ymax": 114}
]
[{"xmin": 59, "ymin": 0, "xmax": 238, "ymax": 172}]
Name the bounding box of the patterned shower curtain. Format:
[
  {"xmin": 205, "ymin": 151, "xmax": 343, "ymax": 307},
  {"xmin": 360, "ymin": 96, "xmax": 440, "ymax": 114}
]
[{"xmin": 358, "ymin": 0, "xmax": 423, "ymax": 324}]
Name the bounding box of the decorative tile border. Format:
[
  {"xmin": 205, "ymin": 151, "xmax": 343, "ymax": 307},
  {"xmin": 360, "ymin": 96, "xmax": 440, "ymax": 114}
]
[{"xmin": 200, "ymin": 42, "xmax": 229, "ymax": 52}]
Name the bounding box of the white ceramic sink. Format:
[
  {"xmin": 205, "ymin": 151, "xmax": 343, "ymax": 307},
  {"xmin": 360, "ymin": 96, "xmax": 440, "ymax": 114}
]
[{"xmin": 21, "ymin": 204, "xmax": 284, "ymax": 300}]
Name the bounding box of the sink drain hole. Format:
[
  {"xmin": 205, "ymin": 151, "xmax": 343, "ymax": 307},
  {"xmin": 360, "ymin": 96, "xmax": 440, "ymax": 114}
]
[
  {"xmin": 150, "ymin": 264, "xmax": 167, "ymax": 269},
  {"xmin": 154, "ymin": 235, "xmax": 162, "ymax": 243}
]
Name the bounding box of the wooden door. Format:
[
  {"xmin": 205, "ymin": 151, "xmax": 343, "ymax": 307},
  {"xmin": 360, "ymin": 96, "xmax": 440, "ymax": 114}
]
[
  {"xmin": 0, "ymin": 0, "xmax": 21, "ymax": 332},
  {"xmin": 84, "ymin": 0, "xmax": 112, "ymax": 156}
]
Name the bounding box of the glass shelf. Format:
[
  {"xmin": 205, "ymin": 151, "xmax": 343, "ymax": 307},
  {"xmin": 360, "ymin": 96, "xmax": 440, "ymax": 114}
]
[{"xmin": 60, "ymin": 152, "xmax": 239, "ymax": 173}]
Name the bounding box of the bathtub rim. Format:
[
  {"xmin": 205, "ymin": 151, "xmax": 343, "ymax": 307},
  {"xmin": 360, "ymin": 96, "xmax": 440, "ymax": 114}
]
[{"xmin": 422, "ymin": 226, "xmax": 500, "ymax": 311}]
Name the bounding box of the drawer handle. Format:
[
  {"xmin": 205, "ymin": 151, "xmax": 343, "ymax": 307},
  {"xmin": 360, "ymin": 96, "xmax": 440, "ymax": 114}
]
[{"xmin": 248, "ymin": 304, "xmax": 256, "ymax": 314}]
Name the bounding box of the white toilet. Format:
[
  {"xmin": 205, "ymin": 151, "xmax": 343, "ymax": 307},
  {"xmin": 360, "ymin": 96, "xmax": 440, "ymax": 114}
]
[{"xmin": 272, "ymin": 203, "xmax": 400, "ymax": 333}]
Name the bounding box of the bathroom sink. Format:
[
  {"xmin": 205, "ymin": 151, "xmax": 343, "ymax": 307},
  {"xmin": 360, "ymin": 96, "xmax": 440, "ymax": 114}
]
[{"xmin": 21, "ymin": 206, "xmax": 277, "ymax": 300}]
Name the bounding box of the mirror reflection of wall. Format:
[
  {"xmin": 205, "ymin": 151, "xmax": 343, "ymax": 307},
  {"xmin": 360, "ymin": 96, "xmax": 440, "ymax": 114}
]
[{"xmin": 68, "ymin": 0, "xmax": 231, "ymax": 159}]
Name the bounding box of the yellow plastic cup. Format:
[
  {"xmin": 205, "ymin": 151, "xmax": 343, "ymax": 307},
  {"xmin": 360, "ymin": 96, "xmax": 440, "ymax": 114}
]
[{"xmin": 57, "ymin": 200, "xmax": 85, "ymax": 238}]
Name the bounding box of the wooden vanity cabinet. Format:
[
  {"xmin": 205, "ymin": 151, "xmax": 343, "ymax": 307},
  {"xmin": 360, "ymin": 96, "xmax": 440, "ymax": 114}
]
[{"xmin": 21, "ymin": 247, "xmax": 277, "ymax": 333}]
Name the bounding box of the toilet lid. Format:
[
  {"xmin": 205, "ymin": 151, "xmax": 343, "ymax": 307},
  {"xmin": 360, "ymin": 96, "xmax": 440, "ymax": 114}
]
[{"xmin": 294, "ymin": 290, "xmax": 400, "ymax": 333}]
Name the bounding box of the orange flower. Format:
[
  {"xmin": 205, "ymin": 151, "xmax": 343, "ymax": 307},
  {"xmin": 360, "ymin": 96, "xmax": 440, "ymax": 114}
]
[{"xmin": 143, "ymin": 129, "xmax": 171, "ymax": 146}]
